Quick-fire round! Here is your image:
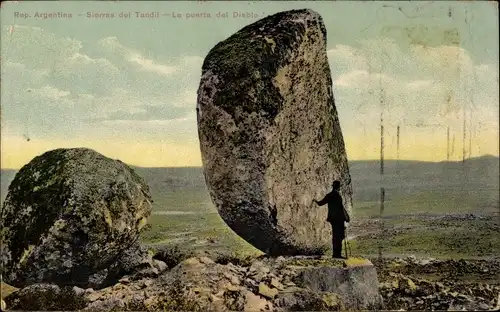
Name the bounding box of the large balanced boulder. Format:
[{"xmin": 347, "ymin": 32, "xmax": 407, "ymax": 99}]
[
  {"xmin": 0, "ymin": 148, "xmax": 152, "ymax": 288},
  {"xmin": 197, "ymin": 9, "xmax": 353, "ymax": 255}
]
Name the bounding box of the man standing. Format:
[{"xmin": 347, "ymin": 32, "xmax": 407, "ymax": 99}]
[{"xmin": 314, "ymin": 180, "xmax": 350, "ymax": 258}]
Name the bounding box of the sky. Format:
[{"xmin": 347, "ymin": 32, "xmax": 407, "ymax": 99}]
[{"xmin": 1, "ymin": 0, "xmax": 498, "ymax": 169}]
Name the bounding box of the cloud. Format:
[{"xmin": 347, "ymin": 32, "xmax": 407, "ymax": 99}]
[
  {"xmin": 180, "ymin": 56, "xmax": 204, "ymax": 68},
  {"xmin": 1, "ymin": 25, "xmax": 206, "ymax": 146},
  {"xmin": 62, "ymin": 52, "xmax": 119, "ymax": 72},
  {"xmin": 327, "ymin": 37, "xmax": 498, "ymax": 162},
  {"xmin": 103, "ymin": 105, "xmax": 190, "ymax": 121},
  {"xmin": 98, "ymin": 36, "xmax": 123, "ymax": 51},
  {"xmin": 1, "ymin": 61, "xmax": 49, "ymax": 88},
  {"xmin": 101, "ymin": 116, "xmax": 193, "ymax": 126},
  {"xmin": 405, "ymin": 79, "xmax": 435, "ymax": 90},
  {"xmin": 98, "ymin": 36, "xmax": 179, "ymax": 76},
  {"xmin": 334, "ymin": 70, "xmax": 397, "ymax": 88},
  {"xmin": 2, "ymin": 24, "xmax": 82, "ymax": 68},
  {"xmin": 127, "ymin": 52, "xmax": 178, "ymax": 76},
  {"xmin": 35, "ymin": 85, "xmax": 71, "ymax": 100},
  {"xmin": 327, "ymin": 44, "xmax": 371, "ymax": 73}
]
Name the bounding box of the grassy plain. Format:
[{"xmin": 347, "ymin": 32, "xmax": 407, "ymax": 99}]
[{"xmin": 1, "ymin": 156, "xmax": 498, "ymax": 259}]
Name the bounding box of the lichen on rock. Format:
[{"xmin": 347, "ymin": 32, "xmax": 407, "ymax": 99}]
[
  {"xmin": 0, "ymin": 148, "xmax": 152, "ymax": 289},
  {"xmin": 197, "ymin": 9, "xmax": 353, "ymax": 256}
]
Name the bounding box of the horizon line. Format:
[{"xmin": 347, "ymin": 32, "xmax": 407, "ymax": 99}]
[{"xmin": 1, "ymin": 154, "xmax": 497, "ymax": 171}]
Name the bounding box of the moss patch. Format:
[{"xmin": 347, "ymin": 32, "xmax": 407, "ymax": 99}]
[
  {"xmin": 322, "ymin": 292, "xmax": 344, "ymax": 309},
  {"xmin": 285, "ymin": 257, "xmax": 345, "ymax": 268},
  {"xmin": 19, "ymin": 244, "xmax": 35, "ymax": 264},
  {"xmin": 344, "ymin": 257, "xmax": 372, "ymax": 268},
  {"xmin": 0, "ymin": 282, "xmax": 19, "ymax": 300}
]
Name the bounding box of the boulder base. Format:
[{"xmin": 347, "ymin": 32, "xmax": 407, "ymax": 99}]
[
  {"xmin": 197, "ymin": 9, "xmax": 353, "ymax": 256},
  {"xmin": 292, "ymin": 257, "xmax": 384, "ymax": 310}
]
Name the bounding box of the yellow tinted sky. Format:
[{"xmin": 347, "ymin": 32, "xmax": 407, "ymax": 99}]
[{"xmin": 1, "ymin": 1, "xmax": 498, "ymax": 169}]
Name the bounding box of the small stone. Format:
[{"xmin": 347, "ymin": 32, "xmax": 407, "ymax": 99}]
[
  {"xmin": 343, "ymin": 257, "xmax": 373, "ymax": 268},
  {"xmin": 153, "ymin": 259, "xmax": 168, "ymax": 273},
  {"xmin": 87, "ymin": 292, "xmax": 101, "ymax": 302},
  {"xmin": 270, "ymin": 278, "xmax": 284, "ymax": 290},
  {"xmin": 322, "ymin": 293, "xmax": 342, "ymax": 308},
  {"xmin": 258, "ymin": 282, "xmax": 278, "ymax": 299},
  {"xmin": 259, "ymin": 266, "xmax": 270, "ymax": 275},
  {"xmin": 254, "ymin": 273, "xmax": 266, "ymax": 283},
  {"xmin": 226, "ymin": 284, "xmax": 240, "ymax": 292},
  {"xmin": 183, "ymin": 257, "xmax": 202, "ymax": 266},
  {"xmin": 1, "ymin": 300, "xmax": 6, "ymax": 311},
  {"xmin": 143, "ymin": 297, "xmax": 156, "ymax": 308},
  {"xmin": 457, "ymin": 294, "xmax": 469, "ymax": 300},
  {"xmin": 72, "ymin": 286, "xmax": 85, "ymax": 295},
  {"xmin": 399, "ymin": 278, "xmax": 417, "ymax": 295},
  {"xmin": 193, "ymin": 287, "xmax": 211, "ymax": 295},
  {"xmin": 119, "ymin": 277, "xmax": 130, "ymax": 284},
  {"xmin": 214, "ymin": 290, "xmax": 225, "ymax": 297},
  {"xmin": 231, "ymin": 275, "xmax": 241, "ymax": 285},
  {"xmin": 210, "ymin": 294, "xmax": 224, "ymax": 303},
  {"xmin": 199, "ymin": 256, "xmax": 215, "ymax": 265},
  {"xmin": 143, "ymin": 279, "xmax": 154, "ymax": 287},
  {"xmin": 112, "ymin": 283, "xmax": 125, "ymax": 291},
  {"xmin": 147, "ymin": 267, "xmax": 160, "ymax": 277},
  {"xmin": 245, "ymin": 278, "xmax": 258, "ymax": 288},
  {"xmin": 244, "ymin": 290, "xmax": 268, "ymax": 312}
]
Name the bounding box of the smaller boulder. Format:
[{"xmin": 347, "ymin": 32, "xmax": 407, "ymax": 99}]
[
  {"xmin": 292, "ymin": 258, "xmax": 383, "ymax": 310},
  {"xmin": 4, "ymin": 284, "xmax": 87, "ymax": 311},
  {"xmin": 1, "ymin": 148, "xmax": 153, "ymax": 288}
]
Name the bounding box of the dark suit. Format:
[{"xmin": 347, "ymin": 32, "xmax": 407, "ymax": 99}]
[{"xmin": 317, "ymin": 190, "xmax": 350, "ymax": 258}]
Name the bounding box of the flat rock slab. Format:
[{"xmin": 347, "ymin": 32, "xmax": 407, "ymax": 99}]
[
  {"xmin": 292, "ymin": 258, "xmax": 384, "ymax": 310},
  {"xmin": 197, "ymin": 9, "xmax": 353, "ymax": 256}
]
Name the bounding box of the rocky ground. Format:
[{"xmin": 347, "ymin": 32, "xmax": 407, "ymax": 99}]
[
  {"xmin": 372, "ymin": 255, "xmax": 500, "ymax": 311},
  {"xmin": 3, "ymin": 251, "xmax": 379, "ymax": 311},
  {"xmin": 3, "ymin": 248, "xmax": 500, "ymax": 311}
]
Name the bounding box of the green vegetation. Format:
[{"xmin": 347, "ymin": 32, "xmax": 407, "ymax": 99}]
[
  {"xmin": 354, "ymin": 186, "xmax": 498, "ymax": 218},
  {"xmin": 350, "ymin": 218, "xmax": 500, "ymax": 259},
  {"xmin": 2, "ymin": 157, "xmax": 498, "ymax": 260},
  {"xmin": 142, "ymin": 206, "xmax": 262, "ymax": 257}
]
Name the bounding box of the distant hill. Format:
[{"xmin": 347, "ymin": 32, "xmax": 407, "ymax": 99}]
[
  {"xmin": 2, "ymin": 157, "xmax": 498, "ymax": 207},
  {"xmin": 0, "ymin": 169, "xmax": 17, "ymax": 204}
]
